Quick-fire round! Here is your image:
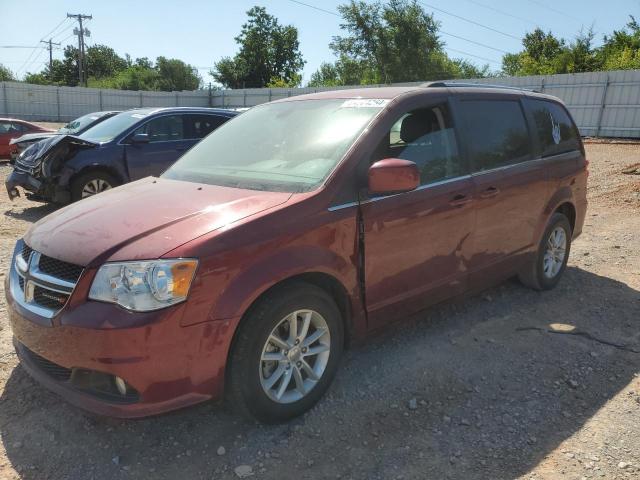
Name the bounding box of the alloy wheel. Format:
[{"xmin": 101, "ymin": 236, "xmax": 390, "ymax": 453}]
[
  {"xmin": 259, "ymin": 309, "xmax": 331, "ymax": 404},
  {"xmin": 81, "ymin": 179, "xmax": 112, "ymax": 198},
  {"xmin": 543, "ymin": 226, "xmax": 567, "ymax": 279}
]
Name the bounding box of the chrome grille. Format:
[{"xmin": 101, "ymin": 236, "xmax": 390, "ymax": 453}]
[
  {"xmin": 10, "ymin": 240, "xmax": 83, "ymax": 318},
  {"xmin": 38, "ymin": 254, "xmax": 83, "ymax": 283}
]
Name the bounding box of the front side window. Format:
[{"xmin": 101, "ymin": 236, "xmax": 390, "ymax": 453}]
[
  {"xmin": 59, "ymin": 112, "xmax": 105, "ymax": 135},
  {"xmin": 373, "ymin": 104, "xmax": 463, "ymax": 185},
  {"xmin": 0, "ymin": 122, "xmax": 11, "ymax": 133},
  {"xmin": 459, "ymin": 99, "xmax": 531, "ymax": 172},
  {"xmin": 80, "ymin": 111, "xmax": 152, "ymax": 143},
  {"xmin": 164, "ymin": 99, "xmax": 385, "ymax": 193},
  {"xmin": 133, "ymin": 115, "xmax": 185, "ymax": 143},
  {"xmin": 9, "ymin": 122, "xmax": 25, "ymax": 133},
  {"xmin": 528, "ymin": 99, "xmax": 580, "ymax": 157}
]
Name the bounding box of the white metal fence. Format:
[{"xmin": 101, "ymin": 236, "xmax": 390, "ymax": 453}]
[{"xmin": 2, "ymin": 69, "xmax": 640, "ymax": 138}]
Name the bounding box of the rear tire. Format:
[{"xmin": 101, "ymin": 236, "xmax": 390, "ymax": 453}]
[
  {"xmin": 518, "ymin": 212, "xmax": 572, "ymax": 290},
  {"xmin": 227, "ymin": 282, "xmax": 344, "ymax": 423},
  {"xmin": 71, "ymin": 171, "xmax": 119, "ymax": 201}
]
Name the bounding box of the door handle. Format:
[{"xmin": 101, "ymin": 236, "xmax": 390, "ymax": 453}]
[
  {"xmin": 449, "ymin": 193, "xmax": 472, "ymax": 207},
  {"xmin": 479, "ymin": 186, "xmax": 500, "ymax": 198}
]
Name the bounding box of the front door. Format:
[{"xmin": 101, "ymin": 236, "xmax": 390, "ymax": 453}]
[
  {"xmin": 361, "ymin": 102, "xmax": 475, "ymax": 330},
  {"xmin": 125, "ymin": 114, "xmax": 194, "ymax": 180}
]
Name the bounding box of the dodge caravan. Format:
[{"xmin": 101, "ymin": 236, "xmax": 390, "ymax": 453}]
[{"xmin": 5, "ymin": 83, "xmax": 588, "ymax": 422}]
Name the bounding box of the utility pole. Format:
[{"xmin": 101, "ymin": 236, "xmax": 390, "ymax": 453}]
[
  {"xmin": 67, "ymin": 13, "xmax": 92, "ymax": 87},
  {"xmin": 40, "ymin": 39, "xmax": 61, "ymax": 80}
]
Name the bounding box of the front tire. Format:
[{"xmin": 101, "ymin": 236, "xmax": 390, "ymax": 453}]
[
  {"xmin": 519, "ymin": 212, "xmax": 572, "ymax": 290},
  {"xmin": 227, "ymin": 282, "xmax": 344, "ymax": 423},
  {"xmin": 71, "ymin": 171, "xmax": 119, "ymax": 201}
]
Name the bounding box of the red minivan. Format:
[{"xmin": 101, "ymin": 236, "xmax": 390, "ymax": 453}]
[{"xmin": 5, "ymin": 84, "xmax": 588, "ymax": 422}]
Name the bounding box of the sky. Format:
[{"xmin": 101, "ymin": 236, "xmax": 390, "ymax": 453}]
[{"xmin": 1, "ymin": 0, "xmax": 639, "ymax": 86}]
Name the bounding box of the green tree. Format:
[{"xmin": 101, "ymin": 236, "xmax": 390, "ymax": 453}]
[
  {"xmin": 310, "ymin": 0, "xmax": 484, "ymax": 86},
  {"xmin": 212, "ymin": 6, "xmax": 305, "ymax": 88},
  {"xmin": 597, "ymin": 16, "xmax": 640, "ymax": 70},
  {"xmin": 85, "ymin": 44, "xmax": 128, "ymax": 80},
  {"xmin": 501, "ymin": 29, "xmax": 566, "ymax": 76},
  {"xmin": 0, "ymin": 64, "xmax": 15, "ymax": 81},
  {"xmin": 155, "ymin": 56, "xmax": 201, "ymax": 91}
]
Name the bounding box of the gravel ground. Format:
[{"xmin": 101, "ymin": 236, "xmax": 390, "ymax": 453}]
[{"xmin": 0, "ymin": 142, "xmax": 639, "ymax": 480}]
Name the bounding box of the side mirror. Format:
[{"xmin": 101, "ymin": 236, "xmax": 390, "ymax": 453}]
[
  {"xmin": 368, "ymin": 158, "xmax": 419, "ymax": 195},
  {"xmin": 130, "ymin": 133, "xmax": 150, "ymax": 144}
]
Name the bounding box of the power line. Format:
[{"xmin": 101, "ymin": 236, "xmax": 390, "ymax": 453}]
[
  {"xmin": 0, "ymin": 45, "xmax": 46, "ymax": 49},
  {"xmin": 440, "ymin": 31, "xmax": 509, "ymax": 54},
  {"xmin": 40, "ymin": 17, "xmax": 70, "ymax": 40},
  {"xmin": 446, "ymin": 47, "xmax": 500, "ymax": 64},
  {"xmin": 284, "ymin": 0, "xmax": 509, "ymax": 63},
  {"xmin": 286, "ymin": 0, "xmax": 339, "ymax": 16},
  {"xmin": 51, "ymin": 23, "xmax": 75, "ymax": 41},
  {"xmin": 417, "ymin": 1, "xmax": 521, "ymax": 40},
  {"xmin": 524, "ymin": 0, "xmax": 584, "ymax": 24},
  {"xmin": 461, "ymin": 0, "xmax": 541, "ymax": 27}
]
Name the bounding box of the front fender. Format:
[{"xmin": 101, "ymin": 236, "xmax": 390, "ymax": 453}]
[
  {"xmin": 58, "ymin": 146, "xmax": 128, "ymax": 187},
  {"xmin": 209, "ymin": 245, "xmax": 354, "ymax": 323}
]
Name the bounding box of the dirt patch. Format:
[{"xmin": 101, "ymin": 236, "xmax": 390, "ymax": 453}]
[{"xmin": 0, "ymin": 144, "xmax": 639, "ymax": 480}]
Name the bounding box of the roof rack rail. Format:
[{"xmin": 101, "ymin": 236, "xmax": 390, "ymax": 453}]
[{"xmin": 422, "ymin": 81, "xmax": 539, "ymax": 92}]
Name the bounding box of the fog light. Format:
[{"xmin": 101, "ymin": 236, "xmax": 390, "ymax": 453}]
[{"xmin": 114, "ymin": 376, "xmax": 127, "ymax": 395}]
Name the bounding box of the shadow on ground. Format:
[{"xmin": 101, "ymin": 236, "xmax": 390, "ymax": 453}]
[{"xmin": 1, "ymin": 267, "xmax": 639, "ymax": 479}]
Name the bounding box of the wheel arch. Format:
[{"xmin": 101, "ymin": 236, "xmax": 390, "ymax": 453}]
[
  {"xmin": 222, "ymin": 271, "xmax": 354, "ymax": 398},
  {"xmin": 69, "ymin": 164, "xmax": 125, "ymax": 188}
]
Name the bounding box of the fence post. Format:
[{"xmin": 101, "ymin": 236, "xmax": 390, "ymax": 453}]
[
  {"xmin": 268, "ymin": 89, "xmax": 272, "ymax": 102},
  {"xmin": 243, "ymin": 90, "xmax": 247, "ymax": 107},
  {"xmin": 99, "ymin": 90, "xmax": 103, "ymax": 110},
  {"xmin": 596, "ymin": 74, "xmax": 610, "ymax": 138},
  {"xmin": 2, "ymin": 83, "xmax": 7, "ymax": 116},
  {"xmin": 221, "ymin": 89, "xmax": 225, "ymax": 108},
  {"xmin": 540, "ymin": 77, "xmax": 545, "ymax": 93},
  {"xmin": 208, "ymin": 83, "xmax": 212, "ymax": 107},
  {"xmin": 56, "ymin": 87, "xmax": 61, "ymax": 122}
]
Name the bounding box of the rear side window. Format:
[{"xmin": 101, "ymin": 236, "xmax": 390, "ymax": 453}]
[
  {"xmin": 528, "ymin": 99, "xmax": 580, "ymax": 157},
  {"xmin": 134, "ymin": 115, "xmax": 184, "ymax": 143},
  {"xmin": 185, "ymin": 114, "xmax": 228, "ymax": 139},
  {"xmin": 459, "ymin": 100, "xmax": 531, "ymax": 172},
  {"xmin": 373, "ymin": 103, "xmax": 463, "ymax": 185}
]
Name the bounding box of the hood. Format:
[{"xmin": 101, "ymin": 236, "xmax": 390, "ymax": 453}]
[
  {"xmin": 24, "ymin": 177, "xmax": 292, "ymax": 266},
  {"xmin": 9, "ymin": 132, "xmax": 59, "ymax": 145},
  {"xmin": 15, "ymin": 135, "xmax": 98, "ymax": 170}
]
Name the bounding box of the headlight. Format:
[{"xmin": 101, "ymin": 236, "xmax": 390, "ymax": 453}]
[{"xmin": 89, "ymin": 259, "xmax": 198, "ymax": 311}]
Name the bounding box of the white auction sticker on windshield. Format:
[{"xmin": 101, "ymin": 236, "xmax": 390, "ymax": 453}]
[
  {"xmin": 340, "ymin": 99, "xmax": 389, "ymax": 108},
  {"xmin": 131, "ymin": 113, "xmax": 147, "ymax": 118}
]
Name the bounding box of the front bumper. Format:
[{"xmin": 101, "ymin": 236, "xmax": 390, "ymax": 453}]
[
  {"xmin": 5, "ymin": 271, "xmax": 234, "ymax": 418},
  {"xmin": 5, "ymin": 169, "xmax": 43, "ymax": 200}
]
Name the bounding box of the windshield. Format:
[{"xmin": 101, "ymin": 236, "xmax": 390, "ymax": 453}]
[
  {"xmin": 58, "ymin": 112, "xmax": 106, "ymax": 135},
  {"xmin": 80, "ymin": 111, "xmax": 150, "ymax": 143},
  {"xmin": 162, "ymin": 99, "xmax": 386, "ymax": 192}
]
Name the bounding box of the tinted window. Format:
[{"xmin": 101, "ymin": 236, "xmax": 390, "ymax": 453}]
[
  {"xmin": 134, "ymin": 115, "xmax": 185, "ymax": 143},
  {"xmin": 10, "ymin": 122, "xmax": 26, "ymax": 133},
  {"xmin": 528, "ymin": 99, "xmax": 579, "ymax": 157},
  {"xmin": 460, "ymin": 100, "xmax": 531, "ymax": 171},
  {"xmin": 374, "ymin": 104, "xmax": 463, "ymax": 185},
  {"xmin": 0, "ymin": 122, "xmax": 11, "ymax": 133},
  {"xmin": 185, "ymin": 114, "xmax": 227, "ymax": 139}
]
